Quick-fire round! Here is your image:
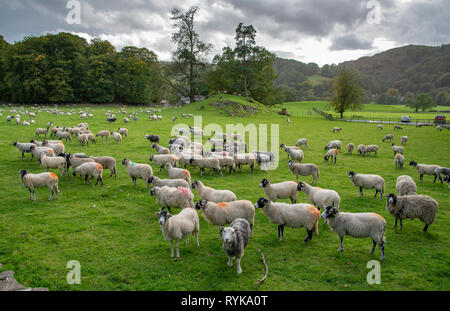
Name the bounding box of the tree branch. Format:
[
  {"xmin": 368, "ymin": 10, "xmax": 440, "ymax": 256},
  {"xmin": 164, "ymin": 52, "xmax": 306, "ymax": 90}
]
[{"xmin": 255, "ymin": 248, "xmax": 268, "ymax": 285}]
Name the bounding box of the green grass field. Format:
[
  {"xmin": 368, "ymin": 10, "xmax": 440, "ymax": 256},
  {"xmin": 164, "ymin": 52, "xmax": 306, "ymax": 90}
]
[{"xmin": 1, "ymin": 95, "xmax": 449, "ymax": 291}]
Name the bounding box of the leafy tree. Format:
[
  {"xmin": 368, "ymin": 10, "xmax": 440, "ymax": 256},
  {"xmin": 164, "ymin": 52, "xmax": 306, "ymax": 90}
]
[
  {"xmin": 435, "ymin": 91, "xmax": 449, "ymax": 106},
  {"xmin": 234, "ymin": 23, "xmax": 256, "ymax": 100},
  {"xmin": 330, "ymin": 68, "xmax": 365, "ymax": 118},
  {"xmin": 415, "ymin": 93, "xmax": 435, "ymax": 111}
]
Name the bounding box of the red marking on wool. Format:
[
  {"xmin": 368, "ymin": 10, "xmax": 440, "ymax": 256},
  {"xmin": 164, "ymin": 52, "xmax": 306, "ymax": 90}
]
[
  {"xmin": 177, "ymin": 187, "xmax": 189, "ymax": 195},
  {"xmin": 183, "ymin": 170, "xmax": 190, "ymax": 177},
  {"xmin": 334, "ymin": 149, "xmax": 338, "ymax": 154},
  {"xmin": 217, "ymin": 202, "xmax": 228, "ymax": 207},
  {"xmin": 49, "ymin": 172, "xmax": 58, "ymax": 180},
  {"xmin": 96, "ymin": 163, "xmax": 103, "ymax": 170}
]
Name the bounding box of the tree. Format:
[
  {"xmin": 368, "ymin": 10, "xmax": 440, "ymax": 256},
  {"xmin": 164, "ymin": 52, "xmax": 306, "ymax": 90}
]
[
  {"xmin": 234, "ymin": 23, "xmax": 256, "ymax": 100},
  {"xmin": 167, "ymin": 6, "xmax": 212, "ymax": 103},
  {"xmin": 415, "ymin": 93, "xmax": 435, "ymax": 111},
  {"xmin": 435, "ymin": 91, "xmax": 449, "ymax": 106},
  {"xmin": 329, "ymin": 68, "xmax": 365, "ymax": 118}
]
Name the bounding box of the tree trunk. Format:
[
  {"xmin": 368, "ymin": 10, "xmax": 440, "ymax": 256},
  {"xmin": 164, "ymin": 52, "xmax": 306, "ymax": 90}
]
[
  {"xmin": 243, "ymin": 74, "xmax": 248, "ymax": 100},
  {"xmin": 340, "ymin": 112, "xmax": 343, "ymax": 118}
]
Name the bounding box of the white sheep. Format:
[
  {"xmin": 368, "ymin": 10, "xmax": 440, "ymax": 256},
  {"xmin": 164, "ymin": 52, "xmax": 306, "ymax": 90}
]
[
  {"xmin": 189, "ymin": 157, "xmax": 222, "ymax": 176},
  {"xmin": 30, "ymin": 145, "xmax": 55, "ymax": 161},
  {"xmin": 151, "ymin": 143, "xmax": 170, "ymax": 155},
  {"xmin": 166, "ymin": 163, "xmax": 191, "ymax": 185},
  {"xmin": 296, "ymin": 138, "xmax": 308, "ymax": 148},
  {"xmin": 391, "ymin": 144, "xmax": 404, "ymax": 156},
  {"xmin": 284, "ymin": 147, "xmax": 304, "ymax": 162},
  {"xmin": 382, "ymin": 134, "xmax": 394, "ymax": 142},
  {"xmin": 297, "ymin": 181, "xmax": 340, "ymax": 211},
  {"xmin": 121, "ymin": 158, "xmax": 153, "ymax": 188},
  {"xmin": 288, "ymin": 160, "xmax": 320, "ymax": 184},
  {"xmin": 324, "ymin": 140, "xmax": 341, "ymax": 151},
  {"xmin": 150, "ymin": 154, "xmax": 178, "ymax": 172},
  {"xmin": 395, "ymin": 175, "xmax": 417, "ymax": 195},
  {"xmin": 19, "ymin": 169, "xmax": 59, "ymax": 201},
  {"xmin": 347, "ymin": 143, "xmax": 354, "ymax": 154},
  {"xmin": 357, "ymin": 144, "xmax": 367, "ymax": 156},
  {"xmin": 73, "ymin": 162, "xmax": 104, "ymax": 186},
  {"xmin": 220, "ymin": 218, "xmax": 250, "ymax": 274},
  {"xmin": 259, "ymin": 178, "xmax": 298, "ymax": 203},
  {"xmin": 365, "ymin": 145, "xmax": 379, "ymax": 156},
  {"xmin": 434, "ymin": 167, "xmax": 450, "ymax": 184},
  {"xmin": 13, "ymin": 141, "xmax": 35, "ymax": 159},
  {"xmin": 96, "ymin": 130, "xmax": 110, "ymax": 141},
  {"xmin": 321, "ymin": 206, "xmax": 386, "ymax": 260},
  {"xmin": 348, "ymin": 171, "xmax": 385, "ymax": 200},
  {"xmin": 89, "ymin": 156, "xmax": 117, "ymax": 178},
  {"xmin": 40, "ymin": 154, "xmax": 67, "ymax": 177},
  {"xmin": 147, "ymin": 176, "xmax": 189, "ymax": 188},
  {"xmin": 408, "ymin": 161, "xmax": 440, "ymax": 183},
  {"xmin": 191, "ymin": 180, "xmax": 237, "ymax": 203},
  {"xmin": 254, "ymin": 198, "xmax": 320, "ymax": 242},
  {"xmin": 150, "ymin": 186, "xmax": 194, "ymax": 211},
  {"xmin": 394, "ymin": 154, "xmax": 405, "ymax": 169},
  {"xmin": 118, "ymin": 128, "xmax": 128, "ymax": 138},
  {"xmin": 400, "ymin": 136, "xmax": 408, "ymax": 144},
  {"xmin": 111, "ymin": 131, "xmax": 122, "ymax": 143},
  {"xmin": 324, "ymin": 148, "xmax": 338, "ymax": 163}
]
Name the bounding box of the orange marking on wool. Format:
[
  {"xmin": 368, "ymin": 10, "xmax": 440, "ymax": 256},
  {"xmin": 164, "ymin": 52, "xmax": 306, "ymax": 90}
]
[
  {"xmin": 49, "ymin": 172, "xmax": 58, "ymax": 180},
  {"xmin": 183, "ymin": 170, "xmax": 190, "ymax": 177},
  {"xmin": 217, "ymin": 202, "xmax": 228, "ymax": 207},
  {"xmin": 48, "ymin": 149, "xmax": 54, "ymax": 155},
  {"xmin": 373, "ymin": 213, "xmax": 386, "ymax": 222},
  {"xmin": 96, "ymin": 163, "xmax": 103, "ymax": 170},
  {"xmin": 307, "ymin": 205, "xmax": 320, "ymax": 215},
  {"xmin": 334, "ymin": 149, "xmax": 338, "ymax": 154}
]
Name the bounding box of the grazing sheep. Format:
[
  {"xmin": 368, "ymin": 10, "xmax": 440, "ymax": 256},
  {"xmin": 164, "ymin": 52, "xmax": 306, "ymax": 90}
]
[
  {"xmin": 121, "ymin": 158, "xmax": 153, "ymax": 188},
  {"xmin": 255, "ymin": 153, "xmax": 272, "ymax": 172},
  {"xmin": 288, "ymin": 160, "xmax": 320, "ymax": 184},
  {"xmin": 348, "ymin": 171, "xmax": 385, "ymax": 200},
  {"xmin": 40, "ymin": 154, "xmax": 67, "ymax": 177},
  {"xmin": 85, "ymin": 132, "xmax": 96, "ymax": 144},
  {"xmin": 19, "ymin": 169, "xmax": 59, "ymax": 201},
  {"xmin": 56, "ymin": 131, "xmax": 72, "ymax": 142},
  {"xmin": 386, "ymin": 193, "xmax": 439, "ymax": 232},
  {"xmin": 394, "ymin": 125, "xmax": 403, "ymax": 130},
  {"xmin": 150, "ymin": 186, "xmax": 194, "ymax": 211},
  {"xmin": 347, "ymin": 143, "xmax": 354, "ymax": 154},
  {"xmin": 297, "ymin": 181, "xmax": 340, "ymax": 211},
  {"xmin": 89, "ymin": 156, "xmax": 117, "ymax": 178},
  {"xmin": 151, "ymin": 143, "xmax": 170, "ymax": 155},
  {"xmin": 443, "ymin": 175, "xmax": 450, "ymax": 188},
  {"xmin": 35, "ymin": 127, "xmax": 49, "ymax": 138},
  {"xmin": 408, "ymin": 161, "xmax": 440, "ymax": 183},
  {"xmin": 106, "ymin": 116, "xmax": 116, "ymax": 123},
  {"xmin": 436, "ymin": 125, "xmax": 442, "ymax": 132},
  {"xmin": 284, "ymin": 147, "xmax": 304, "ymax": 162},
  {"xmin": 296, "ymin": 138, "xmax": 308, "ymax": 148},
  {"xmin": 66, "ymin": 154, "xmax": 95, "ymax": 172},
  {"xmin": 118, "ymin": 128, "xmax": 128, "ymax": 138},
  {"xmin": 214, "ymin": 154, "xmax": 236, "ymax": 174},
  {"xmin": 189, "ymin": 157, "xmax": 222, "ymax": 176},
  {"xmin": 156, "ymin": 207, "xmax": 199, "ymax": 258},
  {"xmin": 434, "ymin": 167, "xmax": 450, "ymax": 184},
  {"xmin": 254, "ymin": 198, "xmax": 319, "ymax": 242},
  {"xmin": 357, "ymin": 144, "xmax": 367, "ymax": 156},
  {"xmin": 191, "ymin": 180, "xmax": 237, "ymax": 203},
  {"xmin": 68, "ymin": 127, "xmax": 82, "ymax": 136},
  {"xmin": 150, "ymin": 154, "xmax": 178, "ymax": 172},
  {"xmin": 324, "ymin": 140, "xmax": 342, "ymax": 151},
  {"xmin": 147, "ymin": 176, "xmax": 189, "ymax": 188},
  {"xmin": 394, "ymin": 154, "xmax": 405, "ymax": 169},
  {"xmin": 382, "ymin": 134, "xmax": 394, "ymax": 142},
  {"xmin": 220, "ymin": 218, "xmax": 250, "ymax": 274},
  {"xmin": 365, "ymin": 145, "xmax": 379, "ymax": 156},
  {"xmin": 391, "ymin": 144, "xmax": 404, "ymax": 156},
  {"xmin": 400, "ymin": 136, "xmax": 408, "ymax": 144},
  {"xmin": 332, "ymin": 127, "xmax": 342, "ymax": 133},
  {"xmin": 324, "ymin": 148, "xmax": 338, "ymax": 163},
  {"xmin": 13, "ymin": 141, "xmax": 35, "ymax": 159},
  {"xmin": 77, "ymin": 133, "xmax": 88, "ymax": 146},
  {"xmin": 321, "ymin": 206, "xmax": 386, "ymax": 260},
  {"xmin": 42, "ymin": 140, "xmax": 65, "ymax": 154},
  {"xmin": 111, "ymin": 131, "xmax": 122, "ymax": 143},
  {"xmin": 189, "ymin": 126, "xmax": 203, "ymax": 137},
  {"xmin": 166, "ymin": 163, "xmax": 191, "ymax": 185},
  {"xmin": 396, "ymin": 175, "xmax": 417, "ymax": 195},
  {"xmin": 377, "ymin": 124, "xmax": 383, "ymax": 130},
  {"xmin": 123, "ymin": 117, "xmax": 130, "ymax": 123},
  {"xmin": 73, "ymin": 162, "xmax": 103, "ymax": 186},
  {"xmin": 96, "ymin": 130, "xmax": 110, "ymax": 141},
  {"xmin": 30, "ymin": 145, "xmax": 54, "ymax": 161},
  {"xmin": 259, "ymin": 178, "xmax": 298, "ymax": 203},
  {"xmin": 195, "ymin": 199, "xmax": 255, "ymax": 233}
]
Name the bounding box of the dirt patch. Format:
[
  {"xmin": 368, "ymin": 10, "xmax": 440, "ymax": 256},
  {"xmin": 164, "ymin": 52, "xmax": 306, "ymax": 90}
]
[{"xmin": 210, "ymin": 100, "xmax": 258, "ymax": 117}]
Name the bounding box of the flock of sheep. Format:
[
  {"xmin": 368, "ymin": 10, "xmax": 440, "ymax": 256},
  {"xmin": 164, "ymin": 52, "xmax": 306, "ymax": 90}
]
[{"xmin": 6, "ymin": 104, "xmax": 448, "ymax": 275}]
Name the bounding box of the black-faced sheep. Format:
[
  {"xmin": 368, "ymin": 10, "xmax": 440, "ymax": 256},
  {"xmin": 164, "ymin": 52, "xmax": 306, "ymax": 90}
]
[
  {"xmin": 259, "ymin": 178, "xmax": 298, "ymax": 203},
  {"xmin": 19, "ymin": 169, "xmax": 59, "ymax": 201},
  {"xmin": 408, "ymin": 161, "xmax": 440, "ymax": 183},
  {"xmin": 191, "ymin": 180, "xmax": 236, "ymax": 203}
]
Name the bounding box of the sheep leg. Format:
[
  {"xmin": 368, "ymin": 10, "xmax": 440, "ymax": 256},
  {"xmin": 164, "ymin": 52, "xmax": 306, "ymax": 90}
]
[
  {"xmin": 29, "ymin": 189, "xmax": 33, "ymax": 200},
  {"xmin": 32, "ymin": 189, "xmax": 36, "ymax": 201},
  {"xmin": 195, "ymin": 232, "xmax": 199, "ymax": 247},
  {"xmin": 175, "ymin": 240, "xmax": 180, "ymax": 258},
  {"xmin": 399, "ymin": 219, "xmax": 403, "ymax": 230},
  {"xmin": 432, "ymin": 174, "xmax": 437, "ymax": 183},
  {"xmin": 49, "ymin": 190, "xmax": 53, "ymax": 201},
  {"xmin": 227, "ymin": 257, "xmax": 233, "ymax": 267},
  {"xmin": 420, "ymin": 174, "xmax": 423, "ymax": 182},
  {"xmin": 379, "ymin": 243, "xmax": 385, "ymax": 260},
  {"xmin": 170, "ymin": 241, "xmax": 174, "ymax": 258},
  {"xmin": 374, "ymin": 190, "xmax": 378, "ymax": 198},
  {"xmin": 338, "ymin": 237, "xmax": 344, "ymax": 251},
  {"xmin": 277, "ymin": 225, "xmax": 281, "ymax": 239},
  {"xmin": 22, "ymin": 152, "xmax": 25, "ymax": 160},
  {"xmin": 84, "ymin": 174, "xmax": 89, "ymax": 184},
  {"xmin": 304, "ymin": 229, "xmax": 313, "ymax": 243},
  {"xmin": 236, "ymin": 258, "xmax": 242, "ymax": 274},
  {"xmin": 370, "ymin": 240, "xmax": 376, "ymax": 254},
  {"xmin": 359, "ymin": 187, "xmax": 363, "ymax": 197},
  {"xmin": 439, "ymin": 175, "xmax": 443, "ymax": 184},
  {"xmin": 186, "ymin": 235, "xmax": 189, "ymax": 245},
  {"xmin": 422, "ymin": 224, "xmax": 429, "ymax": 232},
  {"xmin": 280, "ymin": 225, "xmax": 285, "ymax": 241},
  {"xmin": 394, "ymin": 217, "xmax": 398, "ymax": 228}
]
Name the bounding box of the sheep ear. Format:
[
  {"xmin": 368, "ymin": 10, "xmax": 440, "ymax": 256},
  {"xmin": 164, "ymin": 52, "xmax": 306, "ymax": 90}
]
[
  {"xmin": 155, "ymin": 212, "xmax": 160, "ymax": 216},
  {"xmin": 167, "ymin": 213, "xmax": 172, "ymax": 218}
]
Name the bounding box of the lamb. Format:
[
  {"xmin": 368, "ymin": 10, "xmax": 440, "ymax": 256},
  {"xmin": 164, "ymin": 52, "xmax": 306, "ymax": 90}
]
[
  {"xmin": 324, "ymin": 140, "xmax": 342, "ymax": 151},
  {"xmin": 296, "ymin": 138, "xmax": 308, "ymax": 148},
  {"xmin": 191, "ymin": 180, "xmax": 237, "ymax": 203},
  {"xmin": 395, "ymin": 175, "xmax": 417, "ymax": 195},
  {"xmin": 254, "ymin": 198, "xmax": 320, "ymax": 242},
  {"xmin": 408, "ymin": 161, "xmax": 440, "ymax": 183},
  {"xmin": 19, "ymin": 169, "xmax": 59, "ymax": 201},
  {"xmin": 365, "ymin": 145, "xmax": 379, "ymax": 156},
  {"xmin": 147, "ymin": 176, "xmax": 189, "ymax": 188},
  {"xmin": 96, "ymin": 130, "xmax": 110, "ymax": 141},
  {"xmin": 284, "ymin": 147, "xmax": 304, "ymax": 162},
  {"xmin": 259, "ymin": 178, "xmax": 298, "ymax": 203},
  {"xmin": 434, "ymin": 167, "xmax": 450, "ymax": 184},
  {"xmin": 394, "ymin": 154, "xmax": 405, "ymax": 169},
  {"xmin": 156, "ymin": 207, "xmax": 199, "ymax": 258},
  {"xmin": 348, "ymin": 171, "xmax": 385, "ymax": 200},
  {"xmin": 391, "ymin": 144, "xmax": 404, "ymax": 156},
  {"xmin": 121, "ymin": 158, "xmax": 153, "ymax": 188},
  {"xmin": 382, "ymin": 134, "xmax": 394, "ymax": 142},
  {"xmin": 189, "ymin": 157, "xmax": 222, "ymax": 176},
  {"xmin": 324, "ymin": 148, "xmax": 338, "ymax": 163},
  {"xmin": 40, "ymin": 154, "xmax": 67, "ymax": 177},
  {"xmin": 73, "ymin": 162, "xmax": 103, "ymax": 186},
  {"xmin": 195, "ymin": 199, "xmax": 255, "ymax": 233},
  {"xmin": 220, "ymin": 218, "xmax": 250, "ymax": 274},
  {"xmin": 151, "ymin": 143, "xmax": 170, "ymax": 155},
  {"xmin": 297, "ymin": 181, "xmax": 340, "ymax": 211},
  {"xmin": 150, "ymin": 154, "xmax": 178, "ymax": 172},
  {"xmin": 357, "ymin": 144, "xmax": 367, "ymax": 156},
  {"xmin": 150, "ymin": 186, "xmax": 194, "ymax": 211},
  {"xmin": 165, "ymin": 163, "xmax": 191, "ymax": 185},
  {"xmin": 111, "ymin": 131, "xmax": 122, "ymax": 143},
  {"xmin": 233, "ymin": 153, "xmax": 255, "ymax": 172},
  {"xmin": 400, "ymin": 136, "xmax": 408, "ymax": 144},
  {"xmin": 118, "ymin": 128, "xmax": 128, "ymax": 138},
  {"xmin": 13, "ymin": 141, "xmax": 35, "ymax": 159},
  {"xmin": 332, "ymin": 127, "xmax": 342, "ymax": 133},
  {"xmin": 35, "ymin": 127, "xmax": 49, "ymax": 138},
  {"xmin": 347, "ymin": 143, "xmax": 354, "ymax": 154},
  {"xmin": 386, "ymin": 193, "xmax": 439, "ymax": 232},
  {"xmin": 288, "ymin": 160, "xmax": 320, "ymax": 184},
  {"xmin": 56, "ymin": 130, "xmax": 72, "ymax": 142},
  {"xmin": 89, "ymin": 156, "xmax": 117, "ymax": 178},
  {"xmin": 77, "ymin": 133, "xmax": 88, "ymax": 146},
  {"xmin": 321, "ymin": 206, "xmax": 386, "ymax": 260}
]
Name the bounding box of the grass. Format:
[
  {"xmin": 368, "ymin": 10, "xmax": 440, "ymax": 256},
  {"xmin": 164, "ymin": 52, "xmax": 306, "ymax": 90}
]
[{"xmin": 1, "ymin": 94, "xmax": 449, "ymax": 291}]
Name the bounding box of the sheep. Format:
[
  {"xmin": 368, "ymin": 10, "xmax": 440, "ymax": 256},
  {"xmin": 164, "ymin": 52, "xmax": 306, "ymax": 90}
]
[
  {"xmin": 189, "ymin": 157, "xmax": 222, "ymax": 176},
  {"xmin": 297, "ymin": 181, "xmax": 340, "ymax": 211},
  {"xmin": 19, "ymin": 169, "xmax": 59, "ymax": 201},
  {"xmin": 288, "ymin": 160, "xmax": 320, "ymax": 184},
  {"xmin": 408, "ymin": 161, "xmax": 440, "ymax": 183},
  {"xmin": 156, "ymin": 207, "xmax": 199, "ymax": 258},
  {"xmin": 147, "ymin": 176, "xmax": 189, "ymax": 188},
  {"xmin": 253, "ymin": 150, "xmax": 275, "ymax": 163},
  {"xmin": 348, "ymin": 171, "xmax": 385, "ymax": 200},
  {"xmin": 377, "ymin": 124, "xmax": 383, "ymax": 130},
  {"xmin": 68, "ymin": 127, "xmax": 82, "ymax": 136},
  {"xmin": 394, "ymin": 154, "xmax": 405, "ymax": 169},
  {"xmin": 259, "ymin": 178, "xmax": 298, "ymax": 203},
  {"xmin": 121, "ymin": 159, "xmax": 153, "ymax": 188},
  {"xmin": 324, "ymin": 140, "xmax": 342, "ymax": 151},
  {"xmin": 233, "ymin": 141, "xmax": 248, "ymax": 153},
  {"xmin": 189, "ymin": 126, "xmax": 203, "ymax": 137},
  {"xmin": 89, "ymin": 156, "xmax": 117, "ymax": 178},
  {"xmin": 254, "ymin": 198, "xmax": 320, "ymax": 242},
  {"xmin": 96, "ymin": 130, "xmax": 110, "ymax": 141},
  {"xmin": 85, "ymin": 132, "xmax": 96, "ymax": 144},
  {"xmin": 77, "ymin": 133, "xmax": 88, "ymax": 146},
  {"xmin": 213, "ymin": 132, "xmax": 228, "ymax": 140},
  {"xmin": 150, "ymin": 186, "xmax": 194, "ymax": 211},
  {"xmin": 386, "ymin": 193, "xmax": 439, "ymax": 232},
  {"xmin": 434, "ymin": 167, "xmax": 450, "ymax": 184},
  {"xmin": 332, "ymin": 127, "xmax": 342, "ymax": 133},
  {"xmin": 233, "ymin": 153, "xmax": 255, "ymax": 172},
  {"xmin": 56, "ymin": 130, "xmax": 72, "ymax": 142},
  {"xmin": 284, "ymin": 147, "xmax": 304, "ymax": 162},
  {"xmin": 324, "ymin": 148, "xmax": 338, "ymax": 163},
  {"xmin": 436, "ymin": 125, "xmax": 442, "ymax": 132},
  {"xmin": 151, "ymin": 143, "xmax": 170, "ymax": 155},
  {"xmin": 214, "ymin": 154, "xmax": 236, "ymax": 174},
  {"xmin": 195, "ymin": 199, "xmax": 255, "ymax": 233},
  {"xmin": 229, "ymin": 133, "xmax": 242, "ymax": 142},
  {"xmin": 391, "ymin": 144, "xmax": 404, "ymax": 156},
  {"xmin": 382, "ymin": 134, "xmax": 394, "ymax": 142},
  {"xmin": 321, "ymin": 206, "xmax": 386, "ymax": 260},
  {"xmin": 106, "ymin": 116, "xmax": 116, "ymax": 123},
  {"xmin": 111, "ymin": 131, "xmax": 122, "ymax": 143},
  {"xmin": 220, "ymin": 218, "xmax": 250, "ymax": 274},
  {"xmin": 443, "ymin": 175, "xmax": 450, "ymax": 188},
  {"xmin": 357, "ymin": 144, "xmax": 367, "ymax": 156},
  {"xmin": 66, "ymin": 153, "xmax": 95, "ymax": 172},
  {"xmin": 149, "ymin": 154, "xmax": 178, "ymax": 172},
  {"xmin": 394, "ymin": 125, "xmax": 403, "ymax": 130},
  {"xmin": 400, "ymin": 136, "xmax": 408, "ymax": 144},
  {"xmin": 13, "ymin": 141, "xmax": 35, "ymax": 159},
  {"xmin": 363, "ymin": 145, "xmax": 378, "ymax": 157},
  {"xmin": 30, "ymin": 145, "xmax": 54, "ymax": 161},
  {"xmin": 117, "ymin": 128, "xmax": 128, "ymax": 138},
  {"xmin": 396, "ymin": 175, "xmax": 417, "ymax": 196},
  {"xmin": 347, "ymin": 143, "xmax": 354, "ymax": 154},
  {"xmin": 296, "ymin": 138, "xmax": 308, "ymax": 148},
  {"xmin": 73, "ymin": 162, "xmax": 104, "ymax": 186},
  {"xmin": 42, "ymin": 140, "xmax": 65, "ymax": 154},
  {"xmin": 165, "ymin": 163, "xmax": 191, "ymax": 185},
  {"xmin": 123, "ymin": 117, "xmax": 130, "ymax": 123},
  {"xmin": 35, "ymin": 127, "xmax": 49, "ymax": 138},
  {"xmin": 40, "ymin": 154, "xmax": 67, "ymax": 177},
  {"xmin": 191, "ymin": 180, "xmax": 237, "ymax": 203}
]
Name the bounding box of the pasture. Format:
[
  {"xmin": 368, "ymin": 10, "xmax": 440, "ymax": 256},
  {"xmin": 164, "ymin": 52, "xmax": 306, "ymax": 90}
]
[{"xmin": 0, "ymin": 95, "xmax": 449, "ymax": 291}]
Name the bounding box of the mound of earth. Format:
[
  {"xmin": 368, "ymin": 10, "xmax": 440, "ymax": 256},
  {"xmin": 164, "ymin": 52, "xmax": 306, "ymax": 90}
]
[{"xmin": 210, "ymin": 100, "xmax": 258, "ymax": 117}]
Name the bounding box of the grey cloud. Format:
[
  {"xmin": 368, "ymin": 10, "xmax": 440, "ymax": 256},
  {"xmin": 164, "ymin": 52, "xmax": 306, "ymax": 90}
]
[{"xmin": 329, "ymin": 34, "xmax": 374, "ymax": 51}]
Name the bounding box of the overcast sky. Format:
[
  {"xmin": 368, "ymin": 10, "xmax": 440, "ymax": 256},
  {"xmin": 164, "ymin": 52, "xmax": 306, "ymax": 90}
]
[{"xmin": 0, "ymin": 0, "xmax": 449, "ymax": 66}]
